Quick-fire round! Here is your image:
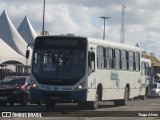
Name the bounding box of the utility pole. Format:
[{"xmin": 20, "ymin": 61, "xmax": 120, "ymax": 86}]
[
  {"xmin": 40, "ymin": 0, "xmax": 49, "ymax": 36},
  {"xmin": 42, "ymin": 0, "xmax": 45, "ymax": 35},
  {"xmin": 120, "ymin": 0, "xmax": 126, "ymax": 43},
  {"xmin": 99, "ymin": 16, "xmax": 110, "ymax": 40}
]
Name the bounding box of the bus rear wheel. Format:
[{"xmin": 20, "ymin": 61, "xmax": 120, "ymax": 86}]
[
  {"xmin": 122, "ymin": 87, "xmax": 129, "ymax": 106},
  {"xmin": 114, "ymin": 87, "xmax": 129, "ymax": 106},
  {"xmin": 141, "ymin": 90, "xmax": 147, "ymax": 100}
]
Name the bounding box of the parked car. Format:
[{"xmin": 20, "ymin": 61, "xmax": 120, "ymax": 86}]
[
  {"xmin": 150, "ymin": 83, "xmax": 160, "ymax": 98},
  {"xmin": 0, "ymin": 76, "xmax": 31, "ymax": 106}
]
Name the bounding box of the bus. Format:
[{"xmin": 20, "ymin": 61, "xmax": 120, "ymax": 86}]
[
  {"xmin": 140, "ymin": 58, "xmax": 152, "ymax": 99},
  {"xmin": 26, "ymin": 35, "xmax": 146, "ymax": 109}
]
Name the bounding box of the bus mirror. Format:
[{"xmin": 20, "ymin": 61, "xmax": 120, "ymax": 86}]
[
  {"xmin": 91, "ymin": 52, "xmax": 95, "ymax": 61},
  {"xmin": 26, "ymin": 50, "xmax": 30, "ymax": 59}
]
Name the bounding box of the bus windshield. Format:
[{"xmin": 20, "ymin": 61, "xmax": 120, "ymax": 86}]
[{"xmin": 32, "ymin": 37, "xmax": 86, "ymax": 85}]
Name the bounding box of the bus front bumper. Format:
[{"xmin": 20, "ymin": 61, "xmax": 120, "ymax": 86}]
[{"xmin": 40, "ymin": 89, "xmax": 87, "ymax": 102}]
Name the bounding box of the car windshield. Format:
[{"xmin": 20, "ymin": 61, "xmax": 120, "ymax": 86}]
[{"xmin": 0, "ymin": 77, "xmax": 26, "ymax": 85}]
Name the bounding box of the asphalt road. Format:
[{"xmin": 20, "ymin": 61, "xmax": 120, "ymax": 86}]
[{"xmin": 0, "ymin": 98, "xmax": 160, "ymax": 120}]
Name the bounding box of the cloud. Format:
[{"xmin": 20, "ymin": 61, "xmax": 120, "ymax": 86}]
[{"xmin": 1, "ymin": 0, "xmax": 160, "ymax": 59}]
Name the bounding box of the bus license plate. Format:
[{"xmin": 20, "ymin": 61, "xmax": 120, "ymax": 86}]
[
  {"xmin": 51, "ymin": 96, "xmax": 60, "ymax": 100},
  {"xmin": 0, "ymin": 97, "xmax": 7, "ymax": 100}
]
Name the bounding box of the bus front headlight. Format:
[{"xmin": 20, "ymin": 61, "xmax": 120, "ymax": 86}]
[
  {"xmin": 31, "ymin": 81, "xmax": 37, "ymax": 88},
  {"xmin": 76, "ymin": 82, "xmax": 85, "ymax": 91},
  {"xmin": 78, "ymin": 85, "xmax": 83, "ymax": 90},
  {"xmin": 32, "ymin": 83, "xmax": 37, "ymax": 88}
]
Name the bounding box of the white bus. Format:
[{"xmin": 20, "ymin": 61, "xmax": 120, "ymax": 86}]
[
  {"xmin": 140, "ymin": 58, "xmax": 152, "ymax": 99},
  {"xmin": 26, "ymin": 35, "xmax": 146, "ymax": 109}
]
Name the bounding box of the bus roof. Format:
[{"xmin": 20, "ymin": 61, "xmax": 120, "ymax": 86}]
[
  {"xmin": 36, "ymin": 35, "xmax": 141, "ymax": 52},
  {"xmin": 141, "ymin": 58, "xmax": 152, "ymax": 66},
  {"xmin": 36, "ymin": 35, "xmax": 87, "ymax": 39},
  {"xmin": 87, "ymin": 37, "xmax": 141, "ymax": 52}
]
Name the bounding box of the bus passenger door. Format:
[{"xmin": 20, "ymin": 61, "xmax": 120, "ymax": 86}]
[
  {"xmin": 88, "ymin": 51, "xmax": 95, "ymax": 75},
  {"xmin": 87, "ymin": 51, "xmax": 97, "ymax": 101}
]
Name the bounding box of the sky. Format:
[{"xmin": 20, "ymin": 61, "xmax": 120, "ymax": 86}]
[{"xmin": 1, "ymin": 0, "xmax": 160, "ymax": 59}]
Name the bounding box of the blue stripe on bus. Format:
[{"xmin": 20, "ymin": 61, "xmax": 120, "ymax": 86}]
[
  {"xmin": 30, "ymin": 88, "xmax": 44, "ymax": 100},
  {"xmin": 40, "ymin": 89, "xmax": 87, "ymax": 102}
]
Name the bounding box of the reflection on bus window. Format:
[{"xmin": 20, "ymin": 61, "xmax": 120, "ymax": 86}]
[{"xmin": 33, "ymin": 48, "xmax": 85, "ymax": 80}]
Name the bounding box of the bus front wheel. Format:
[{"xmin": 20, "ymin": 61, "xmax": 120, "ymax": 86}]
[
  {"xmin": 88, "ymin": 90, "xmax": 99, "ymax": 110},
  {"xmin": 45, "ymin": 100, "xmax": 56, "ymax": 109}
]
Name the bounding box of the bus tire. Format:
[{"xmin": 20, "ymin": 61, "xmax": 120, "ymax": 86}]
[
  {"xmin": 89, "ymin": 90, "xmax": 99, "ymax": 110},
  {"xmin": 121, "ymin": 87, "xmax": 129, "ymax": 106},
  {"xmin": 45, "ymin": 100, "xmax": 55, "ymax": 109},
  {"xmin": 141, "ymin": 90, "xmax": 147, "ymax": 100},
  {"xmin": 78, "ymin": 102, "xmax": 87, "ymax": 108},
  {"xmin": 114, "ymin": 87, "xmax": 129, "ymax": 106}
]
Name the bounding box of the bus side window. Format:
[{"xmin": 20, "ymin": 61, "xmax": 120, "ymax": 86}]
[
  {"xmin": 106, "ymin": 47, "xmax": 113, "ymax": 69},
  {"xmin": 114, "ymin": 49, "xmax": 121, "ymax": 70},
  {"xmin": 126, "ymin": 51, "xmax": 129, "ymax": 70},
  {"xmin": 145, "ymin": 63, "xmax": 149, "ymax": 75},
  {"xmin": 135, "ymin": 52, "xmax": 140, "ymax": 72},
  {"xmin": 121, "ymin": 50, "xmax": 127, "ymax": 70},
  {"xmin": 97, "ymin": 46, "xmax": 105, "ymax": 69}
]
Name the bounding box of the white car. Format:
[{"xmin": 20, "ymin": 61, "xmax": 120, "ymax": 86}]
[{"xmin": 150, "ymin": 83, "xmax": 160, "ymax": 98}]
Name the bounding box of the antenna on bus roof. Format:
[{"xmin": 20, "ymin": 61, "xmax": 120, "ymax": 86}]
[{"xmin": 40, "ymin": 0, "xmax": 49, "ymax": 36}]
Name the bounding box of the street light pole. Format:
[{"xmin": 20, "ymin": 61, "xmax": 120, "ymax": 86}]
[
  {"xmin": 40, "ymin": 0, "xmax": 49, "ymax": 36},
  {"xmin": 99, "ymin": 16, "xmax": 110, "ymax": 40}
]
